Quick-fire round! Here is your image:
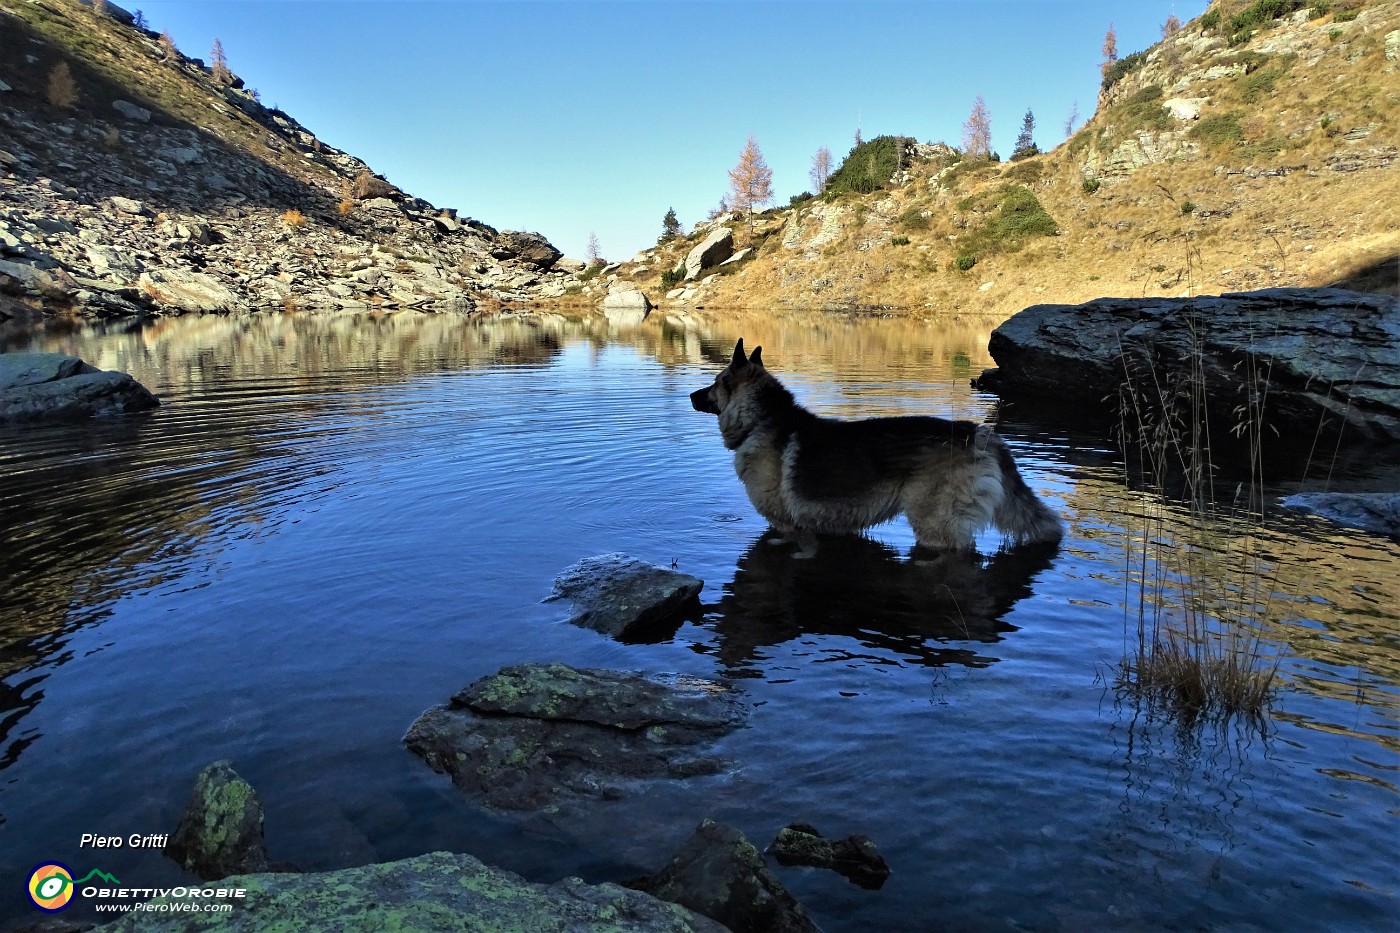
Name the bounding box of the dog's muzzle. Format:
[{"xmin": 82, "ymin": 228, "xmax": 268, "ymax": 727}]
[{"xmin": 690, "ymin": 388, "xmax": 719, "ymax": 414}]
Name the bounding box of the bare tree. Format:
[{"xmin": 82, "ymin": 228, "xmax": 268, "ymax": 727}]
[
  {"xmin": 585, "ymin": 231, "xmax": 602, "ymax": 267},
  {"xmin": 707, "ymin": 197, "xmax": 729, "ymax": 221},
  {"xmin": 1064, "ymin": 100, "xmax": 1080, "ymax": 139},
  {"xmin": 1162, "ymin": 14, "xmax": 1181, "ymax": 38},
  {"xmin": 210, "ymin": 38, "xmax": 232, "ymax": 85},
  {"xmin": 728, "ymin": 136, "xmax": 773, "ymax": 228},
  {"xmin": 1101, "ymin": 23, "xmax": 1119, "ymax": 77},
  {"xmin": 46, "ymin": 61, "xmax": 78, "ymax": 110},
  {"xmin": 854, "ymin": 125, "xmax": 863, "ymax": 147},
  {"xmin": 91, "ymin": 0, "xmax": 108, "ymax": 16},
  {"xmin": 961, "ymin": 96, "xmax": 992, "ymax": 159},
  {"xmin": 159, "ymin": 30, "xmax": 177, "ymax": 60},
  {"xmin": 809, "ymin": 146, "xmax": 832, "ymax": 193}
]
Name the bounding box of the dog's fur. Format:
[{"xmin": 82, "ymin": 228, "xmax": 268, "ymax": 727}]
[{"xmin": 690, "ymin": 339, "xmax": 1063, "ymax": 552}]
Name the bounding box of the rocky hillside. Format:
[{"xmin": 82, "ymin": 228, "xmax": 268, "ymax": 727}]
[
  {"xmin": 0, "ymin": 0, "xmax": 583, "ymax": 324},
  {"xmin": 611, "ymin": 0, "xmax": 1398, "ymax": 317}
]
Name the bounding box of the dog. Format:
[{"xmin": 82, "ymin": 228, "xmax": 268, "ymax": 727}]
[{"xmin": 690, "ymin": 339, "xmax": 1063, "ymax": 553}]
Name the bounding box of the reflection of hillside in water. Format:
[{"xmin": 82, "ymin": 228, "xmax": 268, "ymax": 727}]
[{"xmin": 696, "ymin": 532, "xmax": 1057, "ymax": 675}]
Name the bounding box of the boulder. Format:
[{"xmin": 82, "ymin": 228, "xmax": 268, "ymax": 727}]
[
  {"xmin": 138, "ymin": 269, "xmax": 239, "ymax": 313},
  {"xmin": 684, "ymin": 228, "xmax": 734, "ymax": 281},
  {"xmin": 109, "ymin": 196, "xmax": 150, "ymax": 216},
  {"xmin": 496, "ymin": 230, "xmax": 563, "ymax": 271},
  {"xmin": 548, "ymin": 553, "xmax": 699, "ymax": 638},
  {"xmin": 720, "ymin": 247, "xmax": 754, "ymax": 267},
  {"xmin": 769, "ymin": 822, "xmax": 891, "ymax": 890},
  {"xmin": 86, "ymin": 245, "xmax": 143, "ymax": 281},
  {"xmin": 1281, "ymin": 492, "xmax": 1400, "ymax": 539},
  {"xmin": 602, "ymin": 290, "xmax": 653, "ymax": 325},
  {"xmin": 0, "ymin": 352, "xmax": 159, "ymax": 422},
  {"xmin": 111, "ymin": 100, "xmax": 152, "ymax": 123},
  {"xmin": 979, "ymin": 288, "xmax": 1400, "ymax": 446},
  {"xmin": 403, "ymin": 663, "xmax": 746, "ymax": 811},
  {"xmin": 628, "ymin": 819, "xmax": 818, "ymax": 933},
  {"xmin": 163, "ymin": 761, "xmax": 276, "ymax": 881},
  {"xmin": 105, "ymin": 851, "xmax": 726, "ymax": 933}
]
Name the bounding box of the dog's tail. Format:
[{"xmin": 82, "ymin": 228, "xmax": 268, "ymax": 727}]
[{"xmin": 979, "ymin": 427, "xmax": 1063, "ymax": 546}]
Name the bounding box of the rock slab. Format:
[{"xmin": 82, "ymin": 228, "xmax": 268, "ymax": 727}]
[
  {"xmin": 163, "ymin": 761, "xmax": 273, "ymax": 881},
  {"xmin": 981, "ymin": 288, "xmax": 1400, "ymax": 445},
  {"xmin": 403, "ymin": 663, "xmax": 745, "ymax": 811},
  {"xmin": 684, "ymin": 228, "xmax": 734, "ymax": 281},
  {"xmin": 105, "ymin": 850, "xmax": 727, "ymax": 932},
  {"xmin": 629, "ymin": 819, "xmax": 818, "ymax": 933},
  {"xmin": 0, "ymin": 352, "xmax": 159, "ymax": 422},
  {"xmin": 548, "ymin": 553, "xmax": 702, "ymax": 638},
  {"xmin": 1281, "ymin": 492, "xmax": 1400, "ymax": 539},
  {"xmin": 769, "ymin": 821, "xmax": 891, "ymax": 889}
]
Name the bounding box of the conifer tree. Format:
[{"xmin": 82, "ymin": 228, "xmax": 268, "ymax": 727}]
[
  {"xmin": 1064, "ymin": 100, "xmax": 1079, "ymax": 139},
  {"xmin": 1012, "ymin": 109, "xmax": 1038, "ymax": 160},
  {"xmin": 210, "ymin": 38, "xmax": 232, "ymax": 85},
  {"xmin": 1101, "ymin": 23, "xmax": 1119, "ymax": 77},
  {"xmin": 659, "ymin": 208, "xmax": 682, "ymax": 243},
  {"xmin": 728, "ymin": 136, "xmax": 773, "ymax": 228},
  {"xmin": 961, "ymin": 96, "xmax": 992, "ymax": 159},
  {"xmin": 132, "ymin": 9, "xmax": 147, "ymax": 30}
]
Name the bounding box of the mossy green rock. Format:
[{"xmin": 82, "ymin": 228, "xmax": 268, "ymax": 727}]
[
  {"xmin": 163, "ymin": 761, "xmax": 271, "ymax": 881},
  {"xmin": 405, "ymin": 663, "xmax": 746, "ymax": 811},
  {"xmin": 104, "ymin": 850, "xmax": 728, "ymax": 932}
]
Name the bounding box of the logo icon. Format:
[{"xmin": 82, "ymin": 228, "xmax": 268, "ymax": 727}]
[{"xmin": 28, "ymin": 863, "xmax": 74, "ymax": 912}]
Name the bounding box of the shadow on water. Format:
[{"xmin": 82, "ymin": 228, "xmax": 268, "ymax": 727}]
[{"xmin": 693, "ymin": 532, "xmax": 1058, "ymax": 676}]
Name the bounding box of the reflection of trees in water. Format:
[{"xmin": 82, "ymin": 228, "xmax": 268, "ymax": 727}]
[{"xmin": 694, "ymin": 532, "xmax": 1057, "ymax": 676}]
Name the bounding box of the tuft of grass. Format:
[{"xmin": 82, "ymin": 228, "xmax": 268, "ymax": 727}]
[
  {"xmin": 1190, "ymin": 111, "xmax": 1246, "ymax": 150},
  {"xmin": 281, "ymin": 208, "xmax": 307, "ymax": 230},
  {"xmin": 890, "ymin": 235, "xmax": 911, "ymax": 246}
]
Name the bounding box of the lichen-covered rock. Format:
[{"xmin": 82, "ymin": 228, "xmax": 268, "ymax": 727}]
[
  {"xmin": 164, "ymin": 761, "xmax": 273, "ymax": 881},
  {"xmin": 104, "ymin": 850, "xmax": 727, "ymax": 932},
  {"xmin": 629, "ymin": 819, "xmax": 818, "ymax": 933},
  {"xmin": 0, "ymin": 352, "xmax": 159, "ymax": 422},
  {"xmin": 769, "ymin": 822, "xmax": 891, "ymax": 890},
  {"xmin": 404, "ymin": 663, "xmax": 745, "ymax": 811},
  {"xmin": 548, "ymin": 553, "xmax": 701, "ymax": 638},
  {"xmin": 1281, "ymin": 492, "xmax": 1400, "ymax": 539}
]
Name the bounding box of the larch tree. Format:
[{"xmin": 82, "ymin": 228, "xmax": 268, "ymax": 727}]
[
  {"xmin": 1063, "ymin": 100, "xmax": 1080, "ymax": 139},
  {"xmin": 1101, "ymin": 23, "xmax": 1119, "ymax": 77},
  {"xmin": 159, "ymin": 30, "xmax": 177, "ymax": 60},
  {"xmin": 961, "ymin": 96, "xmax": 992, "ymax": 159},
  {"xmin": 210, "ymin": 38, "xmax": 232, "ymax": 85},
  {"xmin": 728, "ymin": 136, "xmax": 773, "ymax": 228},
  {"xmin": 1012, "ymin": 109, "xmax": 1038, "ymax": 160},
  {"xmin": 46, "ymin": 61, "xmax": 78, "ymax": 110},
  {"xmin": 585, "ymin": 231, "xmax": 602, "ymax": 267},
  {"xmin": 809, "ymin": 146, "xmax": 832, "ymax": 194}
]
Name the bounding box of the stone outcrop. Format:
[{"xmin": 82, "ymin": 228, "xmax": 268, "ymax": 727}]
[
  {"xmin": 628, "ymin": 819, "xmax": 818, "ymax": 933},
  {"xmin": 1281, "ymin": 492, "xmax": 1400, "ymax": 539},
  {"xmin": 164, "ymin": 761, "xmax": 278, "ymax": 881},
  {"xmin": 684, "ymin": 228, "xmax": 734, "ymax": 281},
  {"xmin": 0, "ymin": 352, "xmax": 159, "ymax": 421},
  {"xmin": 403, "ymin": 663, "xmax": 746, "ymax": 811},
  {"xmin": 106, "ymin": 851, "xmax": 727, "ymax": 933},
  {"xmin": 548, "ymin": 553, "xmax": 699, "ymax": 638},
  {"xmin": 769, "ymin": 822, "xmax": 891, "ymax": 890},
  {"xmin": 978, "ymin": 288, "xmax": 1400, "ymax": 446}
]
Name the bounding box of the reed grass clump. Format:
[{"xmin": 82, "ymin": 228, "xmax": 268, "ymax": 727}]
[{"xmin": 1114, "ymin": 313, "xmax": 1285, "ymax": 727}]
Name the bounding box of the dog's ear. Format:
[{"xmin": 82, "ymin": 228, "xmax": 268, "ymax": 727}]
[
  {"xmin": 732, "ymin": 338, "xmax": 748, "ymax": 369},
  {"xmin": 750, "ymin": 346, "xmax": 763, "ymax": 368}
]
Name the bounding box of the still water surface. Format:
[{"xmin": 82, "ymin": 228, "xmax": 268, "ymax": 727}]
[{"xmin": 0, "ymin": 310, "xmax": 1396, "ymax": 929}]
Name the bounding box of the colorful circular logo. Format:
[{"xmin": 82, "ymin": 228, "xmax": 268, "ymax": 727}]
[{"xmin": 28, "ymin": 863, "xmax": 74, "ymax": 912}]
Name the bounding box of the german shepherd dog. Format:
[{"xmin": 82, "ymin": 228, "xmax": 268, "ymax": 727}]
[{"xmin": 690, "ymin": 339, "xmax": 1062, "ymax": 553}]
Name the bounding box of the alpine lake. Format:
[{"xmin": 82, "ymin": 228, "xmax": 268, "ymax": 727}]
[{"xmin": 0, "ymin": 307, "xmax": 1396, "ymax": 930}]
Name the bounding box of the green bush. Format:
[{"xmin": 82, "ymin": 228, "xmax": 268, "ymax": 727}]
[
  {"xmin": 825, "ymin": 136, "xmax": 912, "ymax": 196},
  {"xmin": 890, "ymin": 235, "xmax": 911, "ymax": 246},
  {"xmin": 1181, "ymin": 200, "xmax": 1196, "ymax": 214},
  {"xmin": 1118, "ymin": 84, "xmax": 1174, "ymax": 133},
  {"xmin": 789, "ymin": 192, "xmax": 814, "ymax": 207},
  {"xmin": 898, "ymin": 207, "xmax": 930, "ymax": 230},
  {"xmin": 1082, "ymin": 176, "xmax": 1102, "ymax": 194},
  {"xmin": 1333, "ymin": 7, "xmax": 1358, "ymax": 20},
  {"xmin": 1003, "ymin": 159, "xmax": 1044, "ymax": 183},
  {"xmin": 1230, "ymin": 0, "xmax": 1305, "ymax": 32},
  {"xmin": 954, "ymin": 254, "xmax": 977, "ymax": 271},
  {"xmin": 1200, "ymin": 8, "xmax": 1222, "ymax": 29},
  {"xmin": 660, "ymin": 266, "xmax": 686, "ymax": 289},
  {"xmin": 991, "ymin": 185, "xmax": 1058, "ymax": 240},
  {"xmin": 956, "ymin": 196, "xmax": 976, "ymax": 211},
  {"xmin": 1191, "ymin": 111, "xmax": 1246, "ymax": 149},
  {"xmin": 1102, "ymin": 50, "xmax": 1148, "ymax": 91},
  {"xmin": 1309, "ymin": 0, "xmax": 1332, "ymax": 16}
]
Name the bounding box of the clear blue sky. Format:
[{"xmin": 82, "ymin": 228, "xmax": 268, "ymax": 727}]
[{"xmin": 134, "ymin": 1, "xmax": 1207, "ymax": 261}]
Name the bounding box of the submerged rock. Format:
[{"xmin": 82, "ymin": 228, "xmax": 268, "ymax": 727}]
[
  {"xmin": 105, "ymin": 850, "xmax": 727, "ymax": 932},
  {"xmin": 978, "ymin": 288, "xmax": 1400, "ymax": 446},
  {"xmin": 628, "ymin": 819, "xmax": 819, "ymax": 933},
  {"xmin": 1281, "ymin": 492, "xmax": 1400, "ymax": 539},
  {"xmin": 548, "ymin": 553, "xmax": 702, "ymax": 638},
  {"xmin": 164, "ymin": 761, "xmax": 277, "ymax": 881},
  {"xmin": 0, "ymin": 352, "xmax": 159, "ymax": 422},
  {"xmin": 769, "ymin": 822, "xmax": 891, "ymax": 890},
  {"xmin": 403, "ymin": 663, "xmax": 745, "ymax": 811}
]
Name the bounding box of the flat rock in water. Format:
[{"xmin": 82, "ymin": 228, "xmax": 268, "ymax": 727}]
[
  {"xmin": 102, "ymin": 850, "xmax": 727, "ymax": 932},
  {"xmin": 548, "ymin": 553, "xmax": 702, "ymax": 638},
  {"xmin": 628, "ymin": 819, "xmax": 818, "ymax": 933},
  {"xmin": 403, "ymin": 663, "xmax": 746, "ymax": 811},
  {"xmin": 1281, "ymin": 492, "xmax": 1400, "ymax": 539},
  {"xmin": 0, "ymin": 352, "xmax": 159, "ymax": 421},
  {"xmin": 769, "ymin": 821, "xmax": 891, "ymax": 890}
]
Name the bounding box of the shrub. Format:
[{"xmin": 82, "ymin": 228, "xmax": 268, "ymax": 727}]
[
  {"xmin": 1200, "ymin": 8, "xmax": 1221, "ymax": 29},
  {"xmin": 1309, "ymin": 0, "xmax": 1332, "ymax": 16},
  {"xmin": 337, "ymin": 198, "xmax": 355, "ymax": 217},
  {"xmin": 46, "ymin": 61, "xmax": 78, "ymax": 110},
  {"xmin": 898, "ymin": 207, "xmax": 930, "ymax": 230},
  {"xmin": 953, "ymin": 254, "xmax": 976, "ymax": 271},
  {"xmin": 1082, "ymin": 176, "xmax": 1102, "ymax": 194},
  {"xmin": 991, "ymin": 185, "xmax": 1058, "ymax": 240},
  {"xmin": 825, "ymin": 136, "xmax": 912, "ymax": 197},
  {"xmin": 956, "ymin": 196, "xmax": 976, "ymax": 211},
  {"xmin": 1003, "ymin": 159, "xmax": 1044, "ymax": 184},
  {"xmin": 1191, "ymin": 112, "xmax": 1246, "ymax": 149},
  {"xmin": 659, "ymin": 266, "xmax": 686, "ymax": 289},
  {"xmin": 1328, "ymin": 27, "xmax": 1344, "ymax": 39},
  {"xmin": 281, "ymin": 208, "xmax": 307, "ymax": 230},
  {"xmin": 788, "ymin": 192, "xmax": 813, "ymax": 207},
  {"xmin": 1332, "ymin": 7, "xmax": 1358, "ymax": 20},
  {"xmin": 1181, "ymin": 200, "xmax": 1196, "ymax": 214},
  {"xmin": 1101, "ymin": 50, "xmax": 1148, "ymax": 92},
  {"xmin": 1229, "ymin": 0, "xmax": 1305, "ymax": 33},
  {"xmin": 890, "ymin": 235, "xmax": 911, "ymax": 246},
  {"xmin": 1118, "ymin": 85, "xmax": 1174, "ymax": 134}
]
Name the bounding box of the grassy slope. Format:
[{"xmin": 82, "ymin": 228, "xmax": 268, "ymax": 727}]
[{"xmin": 634, "ymin": 0, "xmax": 1398, "ymax": 318}]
